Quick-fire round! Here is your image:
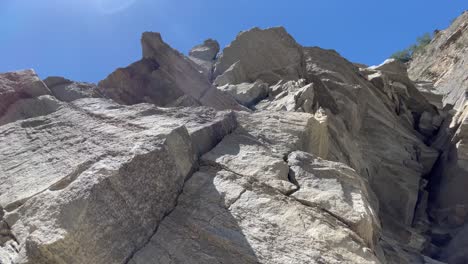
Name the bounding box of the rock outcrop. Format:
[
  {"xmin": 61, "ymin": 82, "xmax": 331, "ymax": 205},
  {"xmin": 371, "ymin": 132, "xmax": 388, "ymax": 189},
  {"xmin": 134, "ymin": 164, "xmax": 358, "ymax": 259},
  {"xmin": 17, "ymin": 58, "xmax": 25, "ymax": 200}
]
[
  {"xmin": 406, "ymin": 11, "xmax": 468, "ymax": 264},
  {"xmin": 0, "ymin": 70, "xmax": 61, "ymax": 126},
  {"xmin": 98, "ymin": 33, "xmax": 244, "ymax": 111},
  {"xmin": 43, "ymin": 76, "xmax": 102, "ymax": 102},
  {"xmin": 213, "ymin": 27, "xmax": 304, "ymax": 85},
  {"xmin": 409, "ymin": 11, "xmax": 468, "ymax": 110},
  {"xmin": 2, "ymin": 12, "xmax": 468, "ymax": 264},
  {"xmin": 188, "ymin": 39, "xmax": 220, "ymax": 80}
]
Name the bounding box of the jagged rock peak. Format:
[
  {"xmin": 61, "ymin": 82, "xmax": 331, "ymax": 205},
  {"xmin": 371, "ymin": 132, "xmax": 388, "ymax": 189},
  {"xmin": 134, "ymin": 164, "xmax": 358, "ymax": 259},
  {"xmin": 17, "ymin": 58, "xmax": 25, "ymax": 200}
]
[
  {"xmin": 98, "ymin": 31, "xmax": 246, "ymax": 111},
  {"xmin": 213, "ymin": 26, "xmax": 304, "ymax": 85},
  {"xmin": 1, "ymin": 16, "xmax": 467, "ymax": 264},
  {"xmin": 189, "ymin": 38, "xmax": 220, "ymax": 61}
]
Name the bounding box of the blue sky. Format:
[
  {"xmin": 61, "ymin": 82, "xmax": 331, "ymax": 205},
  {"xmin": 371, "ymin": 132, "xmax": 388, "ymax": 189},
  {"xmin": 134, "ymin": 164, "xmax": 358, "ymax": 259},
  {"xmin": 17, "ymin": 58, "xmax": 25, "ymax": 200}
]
[{"xmin": 0, "ymin": 0, "xmax": 466, "ymax": 83}]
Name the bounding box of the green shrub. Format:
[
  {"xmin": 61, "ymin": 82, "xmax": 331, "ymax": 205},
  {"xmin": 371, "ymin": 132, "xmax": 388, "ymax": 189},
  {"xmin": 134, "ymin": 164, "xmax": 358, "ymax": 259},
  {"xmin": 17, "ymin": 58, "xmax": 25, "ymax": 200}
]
[
  {"xmin": 390, "ymin": 33, "xmax": 433, "ymax": 62},
  {"xmin": 390, "ymin": 49, "xmax": 412, "ymax": 63}
]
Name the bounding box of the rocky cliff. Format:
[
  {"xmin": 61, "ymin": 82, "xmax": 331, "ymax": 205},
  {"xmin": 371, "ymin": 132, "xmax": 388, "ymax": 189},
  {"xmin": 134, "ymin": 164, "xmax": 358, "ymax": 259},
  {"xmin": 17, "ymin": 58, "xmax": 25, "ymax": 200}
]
[
  {"xmin": 0, "ymin": 12, "xmax": 467, "ymax": 264},
  {"xmin": 408, "ymin": 10, "xmax": 468, "ymax": 264}
]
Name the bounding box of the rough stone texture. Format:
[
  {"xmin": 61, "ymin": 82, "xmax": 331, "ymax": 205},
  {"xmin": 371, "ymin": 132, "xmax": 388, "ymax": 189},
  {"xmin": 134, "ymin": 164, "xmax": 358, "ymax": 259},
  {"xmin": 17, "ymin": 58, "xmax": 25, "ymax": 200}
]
[
  {"xmin": 404, "ymin": 12, "xmax": 468, "ymax": 263},
  {"xmin": 188, "ymin": 39, "xmax": 220, "ymax": 80},
  {"xmin": 129, "ymin": 167, "xmax": 380, "ymax": 264},
  {"xmin": 409, "ymin": 11, "xmax": 468, "ymax": 110},
  {"xmin": 213, "ymin": 27, "xmax": 304, "ymax": 85},
  {"xmin": 0, "ymin": 98, "xmax": 236, "ymax": 263},
  {"xmin": 256, "ymin": 79, "xmax": 315, "ymax": 113},
  {"xmin": 299, "ymin": 46, "xmax": 440, "ymax": 262},
  {"xmin": 99, "ymin": 32, "xmax": 244, "ymax": 111},
  {"xmin": 128, "ymin": 106, "xmax": 381, "ymax": 264},
  {"xmin": 288, "ymin": 151, "xmax": 380, "ymax": 248},
  {"xmin": 414, "ymin": 82, "xmax": 444, "ymax": 110},
  {"xmin": 2, "ymin": 18, "xmax": 467, "ymax": 264},
  {"xmin": 0, "ymin": 70, "xmax": 51, "ymax": 119},
  {"xmin": 0, "ymin": 95, "xmax": 62, "ymax": 126},
  {"xmin": 217, "ymin": 80, "xmax": 268, "ymax": 107},
  {"xmin": 43, "ymin": 76, "xmax": 102, "ymax": 102}
]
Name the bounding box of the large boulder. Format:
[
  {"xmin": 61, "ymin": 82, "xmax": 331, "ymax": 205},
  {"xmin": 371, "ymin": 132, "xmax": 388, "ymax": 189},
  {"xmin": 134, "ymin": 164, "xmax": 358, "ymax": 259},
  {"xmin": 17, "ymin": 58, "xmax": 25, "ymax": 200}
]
[
  {"xmin": 188, "ymin": 39, "xmax": 220, "ymax": 80},
  {"xmin": 217, "ymin": 80, "xmax": 268, "ymax": 107},
  {"xmin": 0, "ymin": 98, "xmax": 237, "ymax": 263},
  {"xmin": 288, "ymin": 151, "xmax": 380, "ymax": 248},
  {"xmin": 0, "ymin": 70, "xmax": 62, "ymax": 126},
  {"xmin": 128, "ymin": 167, "xmax": 380, "ymax": 264},
  {"xmin": 43, "ymin": 76, "xmax": 101, "ymax": 102},
  {"xmin": 0, "ymin": 70, "xmax": 51, "ymax": 117},
  {"xmin": 213, "ymin": 27, "xmax": 304, "ymax": 85}
]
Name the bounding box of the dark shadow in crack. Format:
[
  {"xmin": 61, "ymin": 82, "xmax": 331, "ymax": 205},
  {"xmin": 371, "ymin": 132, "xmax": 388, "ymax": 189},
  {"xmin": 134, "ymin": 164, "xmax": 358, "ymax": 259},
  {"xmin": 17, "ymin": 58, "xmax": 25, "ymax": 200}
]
[{"xmin": 127, "ymin": 166, "xmax": 261, "ymax": 264}]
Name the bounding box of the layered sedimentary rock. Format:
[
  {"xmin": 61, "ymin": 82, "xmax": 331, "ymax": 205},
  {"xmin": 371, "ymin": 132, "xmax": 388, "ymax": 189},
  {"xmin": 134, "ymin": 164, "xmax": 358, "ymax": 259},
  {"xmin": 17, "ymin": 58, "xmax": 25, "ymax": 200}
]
[{"xmin": 2, "ymin": 13, "xmax": 468, "ymax": 264}]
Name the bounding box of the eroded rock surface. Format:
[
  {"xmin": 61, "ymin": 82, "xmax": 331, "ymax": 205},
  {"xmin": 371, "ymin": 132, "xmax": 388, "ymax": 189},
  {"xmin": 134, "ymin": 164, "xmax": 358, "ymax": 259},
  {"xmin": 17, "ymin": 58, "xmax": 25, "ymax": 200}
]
[
  {"xmin": 43, "ymin": 76, "xmax": 102, "ymax": 102},
  {"xmin": 1, "ymin": 14, "xmax": 467, "ymax": 264},
  {"xmin": 407, "ymin": 11, "xmax": 468, "ymax": 264},
  {"xmin": 188, "ymin": 39, "xmax": 220, "ymax": 80},
  {"xmin": 0, "ymin": 98, "xmax": 236, "ymax": 264},
  {"xmin": 98, "ymin": 32, "xmax": 244, "ymax": 111},
  {"xmin": 409, "ymin": 11, "xmax": 468, "ymax": 110},
  {"xmin": 213, "ymin": 27, "xmax": 304, "ymax": 85}
]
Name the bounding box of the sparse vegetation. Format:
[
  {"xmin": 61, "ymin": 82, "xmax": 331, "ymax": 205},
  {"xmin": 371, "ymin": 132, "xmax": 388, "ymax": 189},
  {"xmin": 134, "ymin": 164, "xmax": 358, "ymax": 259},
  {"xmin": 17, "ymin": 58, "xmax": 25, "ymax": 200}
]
[{"xmin": 390, "ymin": 33, "xmax": 433, "ymax": 63}]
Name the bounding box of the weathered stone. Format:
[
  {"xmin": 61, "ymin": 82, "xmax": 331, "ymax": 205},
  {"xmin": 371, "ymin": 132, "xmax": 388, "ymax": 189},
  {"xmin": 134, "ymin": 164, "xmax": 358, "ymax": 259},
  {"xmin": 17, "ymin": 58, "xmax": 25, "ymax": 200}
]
[
  {"xmin": 217, "ymin": 80, "xmax": 268, "ymax": 107},
  {"xmin": 0, "ymin": 98, "xmax": 236, "ymax": 263},
  {"xmin": 129, "ymin": 167, "xmax": 380, "ymax": 264},
  {"xmin": 213, "ymin": 27, "xmax": 304, "ymax": 85},
  {"xmin": 188, "ymin": 39, "xmax": 220, "ymax": 80},
  {"xmin": 409, "ymin": 11, "xmax": 468, "ymax": 110},
  {"xmin": 288, "ymin": 151, "xmax": 380, "ymax": 248},
  {"xmin": 43, "ymin": 76, "xmax": 101, "ymax": 102},
  {"xmin": 99, "ymin": 32, "xmax": 244, "ymax": 111},
  {"xmin": 0, "ymin": 95, "xmax": 62, "ymax": 126},
  {"xmin": 0, "ymin": 69, "xmax": 51, "ymax": 118},
  {"xmin": 256, "ymin": 79, "xmax": 315, "ymax": 113}
]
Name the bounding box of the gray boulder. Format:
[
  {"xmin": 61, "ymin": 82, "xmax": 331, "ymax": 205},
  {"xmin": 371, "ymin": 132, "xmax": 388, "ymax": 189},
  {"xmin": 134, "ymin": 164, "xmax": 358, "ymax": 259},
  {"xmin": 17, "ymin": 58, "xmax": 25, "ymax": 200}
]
[
  {"xmin": 213, "ymin": 27, "xmax": 304, "ymax": 85},
  {"xmin": 217, "ymin": 80, "xmax": 268, "ymax": 107},
  {"xmin": 0, "ymin": 98, "xmax": 237, "ymax": 263},
  {"xmin": 43, "ymin": 76, "xmax": 101, "ymax": 102},
  {"xmin": 188, "ymin": 39, "xmax": 220, "ymax": 80}
]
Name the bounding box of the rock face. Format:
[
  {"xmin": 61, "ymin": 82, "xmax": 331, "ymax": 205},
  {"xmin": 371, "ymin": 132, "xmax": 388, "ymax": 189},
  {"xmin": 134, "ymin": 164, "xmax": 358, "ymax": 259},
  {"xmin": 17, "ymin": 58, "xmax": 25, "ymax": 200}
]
[
  {"xmin": 43, "ymin": 76, "xmax": 102, "ymax": 102},
  {"xmin": 213, "ymin": 27, "xmax": 304, "ymax": 85},
  {"xmin": 98, "ymin": 33, "xmax": 244, "ymax": 111},
  {"xmin": 0, "ymin": 70, "xmax": 61, "ymax": 126},
  {"xmin": 217, "ymin": 80, "xmax": 268, "ymax": 107},
  {"xmin": 188, "ymin": 39, "xmax": 220, "ymax": 80},
  {"xmin": 409, "ymin": 11, "xmax": 468, "ymax": 110},
  {"xmin": 0, "ymin": 98, "xmax": 236, "ymax": 263},
  {"xmin": 408, "ymin": 11, "xmax": 468, "ymax": 264},
  {"xmin": 1, "ymin": 15, "xmax": 467, "ymax": 264}
]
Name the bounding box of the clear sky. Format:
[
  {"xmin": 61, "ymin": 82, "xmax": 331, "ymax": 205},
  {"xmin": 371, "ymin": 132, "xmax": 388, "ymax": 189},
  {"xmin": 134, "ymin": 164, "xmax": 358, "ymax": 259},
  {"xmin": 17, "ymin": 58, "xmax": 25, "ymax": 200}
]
[{"xmin": 0, "ymin": 0, "xmax": 466, "ymax": 83}]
